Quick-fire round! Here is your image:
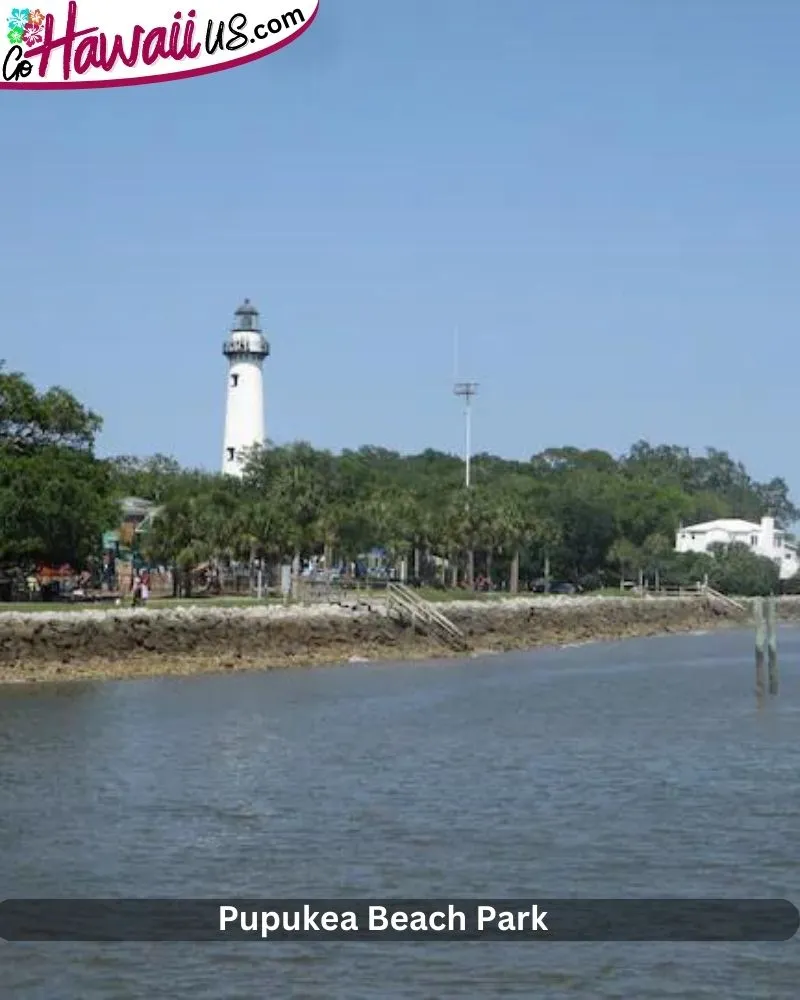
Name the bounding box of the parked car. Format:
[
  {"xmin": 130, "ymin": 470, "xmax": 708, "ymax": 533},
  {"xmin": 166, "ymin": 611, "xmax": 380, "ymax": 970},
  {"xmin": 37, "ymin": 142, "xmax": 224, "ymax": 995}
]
[{"xmin": 530, "ymin": 579, "xmax": 579, "ymax": 594}]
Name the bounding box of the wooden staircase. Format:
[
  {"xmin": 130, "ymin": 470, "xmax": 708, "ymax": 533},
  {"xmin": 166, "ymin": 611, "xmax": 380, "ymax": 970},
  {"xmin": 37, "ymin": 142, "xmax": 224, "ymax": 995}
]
[
  {"xmin": 702, "ymin": 584, "xmax": 747, "ymax": 614},
  {"xmin": 641, "ymin": 581, "xmax": 748, "ymax": 615},
  {"xmin": 386, "ymin": 582, "xmax": 470, "ymax": 652}
]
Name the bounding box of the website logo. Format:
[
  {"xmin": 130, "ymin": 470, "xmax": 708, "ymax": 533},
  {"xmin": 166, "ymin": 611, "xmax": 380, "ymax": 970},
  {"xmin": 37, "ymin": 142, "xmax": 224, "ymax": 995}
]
[{"xmin": 2, "ymin": 0, "xmax": 318, "ymax": 89}]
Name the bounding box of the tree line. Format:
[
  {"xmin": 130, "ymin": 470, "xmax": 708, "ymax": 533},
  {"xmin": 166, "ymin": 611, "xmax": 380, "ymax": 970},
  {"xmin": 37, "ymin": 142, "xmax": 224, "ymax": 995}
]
[{"xmin": 1, "ymin": 364, "xmax": 796, "ymax": 596}]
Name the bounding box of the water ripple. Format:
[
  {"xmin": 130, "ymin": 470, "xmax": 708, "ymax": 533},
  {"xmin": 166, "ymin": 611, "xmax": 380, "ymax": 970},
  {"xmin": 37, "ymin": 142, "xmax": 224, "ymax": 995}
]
[{"xmin": 1, "ymin": 628, "xmax": 798, "ymax": 997}]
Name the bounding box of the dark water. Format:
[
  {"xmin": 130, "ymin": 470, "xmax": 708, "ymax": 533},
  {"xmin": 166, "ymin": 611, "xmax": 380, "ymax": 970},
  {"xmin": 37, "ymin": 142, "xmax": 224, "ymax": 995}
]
[{"xmin": 1, "ymin": 628, "xmax": 798, "ymax": 998}]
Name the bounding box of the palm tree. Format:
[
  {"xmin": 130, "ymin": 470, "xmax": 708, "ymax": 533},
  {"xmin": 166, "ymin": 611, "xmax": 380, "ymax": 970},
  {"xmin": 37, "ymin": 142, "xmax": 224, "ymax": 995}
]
[
  {"xmin": 142, "ymin": 495, "xmax": 211, "ymax": 597},
  {"xmin": 531, "ymin": 515, "xmax": 562, "ymax": 591},
  {"xmin": 363, "ymin": 488, "xmax": 417, "ymax": 575},
  {"xmin": 642, "ymin": 532, "xmax": 672, "ymax": 591},
  {"xmin": 497, "ymin": 495, "xmax": 529, "ymax": 594},
  {"xmin": 476, "ymin": 489, "xmax": 510, "ymax": 586},
  {"xmin": 608, "ymin": 538, "xmax": 643, "ymax": 592},
  {"xmin": 436, "ymin": 486, "xmax": 493, "ymax": 588},
  {"xmin": 244, "ymin": 497, "xmax": 289, "ymax": 565},
  {"xmin": 429, "ymin": 494, "xmax": 463, "ymax": 587},
  {"xmin": 492, "ymin": 480, "xmax": 561, "ymax": 593}
]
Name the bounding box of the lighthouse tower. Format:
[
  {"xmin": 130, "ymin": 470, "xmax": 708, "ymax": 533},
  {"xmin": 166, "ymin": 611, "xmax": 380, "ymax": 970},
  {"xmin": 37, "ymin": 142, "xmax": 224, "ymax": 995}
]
[{"xmin": 221, "ymin": 299, "xmax": 270, "ymax": 476}]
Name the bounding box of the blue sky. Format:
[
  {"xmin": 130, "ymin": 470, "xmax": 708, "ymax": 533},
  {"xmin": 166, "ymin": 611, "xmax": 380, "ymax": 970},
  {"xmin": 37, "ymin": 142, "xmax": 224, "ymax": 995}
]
[{"xmin": 4, "ymin": 0, "xmax": 800, "ymax": 497}]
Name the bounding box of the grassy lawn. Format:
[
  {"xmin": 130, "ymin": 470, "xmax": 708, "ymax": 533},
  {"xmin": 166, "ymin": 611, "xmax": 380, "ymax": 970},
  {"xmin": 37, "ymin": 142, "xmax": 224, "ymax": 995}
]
[
  {"xmin": 0, "ymin": 601, "xmax": 113, "ymax": 613},
  {"xmin": 0, "ymin": 596, "xmax": 279, "ymax": 613},
  {"xmin": 416, "ymin": 588, "xmax": 515, "ymax": 602},
  {"xmin": 146, "ymin": 596, "xmax": 280, "ymax": 609}
]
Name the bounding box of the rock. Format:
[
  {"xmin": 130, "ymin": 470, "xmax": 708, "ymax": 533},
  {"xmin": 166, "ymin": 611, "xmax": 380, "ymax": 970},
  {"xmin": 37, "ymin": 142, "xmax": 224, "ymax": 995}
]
[{"xmin": 0, "ymin": 593, "xmax": 782, "ymax": 683}]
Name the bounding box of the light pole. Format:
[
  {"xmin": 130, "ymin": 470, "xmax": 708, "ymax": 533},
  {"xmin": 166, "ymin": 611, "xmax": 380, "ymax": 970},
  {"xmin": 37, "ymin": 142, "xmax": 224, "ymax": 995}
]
[
  {"xmin": 453, "ymin": 381, "xmax": 478, "ymax": 488},
  {"xmin": 453, "ymin": 380, "xmax": 478, "ymax": 589}
]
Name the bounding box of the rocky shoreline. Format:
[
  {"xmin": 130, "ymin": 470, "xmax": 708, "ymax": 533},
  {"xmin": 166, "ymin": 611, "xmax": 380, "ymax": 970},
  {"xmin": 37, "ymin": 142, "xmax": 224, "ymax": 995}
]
[{"xmin": 1, "ymin": 592, "xmax": 793, "ymax": 685}]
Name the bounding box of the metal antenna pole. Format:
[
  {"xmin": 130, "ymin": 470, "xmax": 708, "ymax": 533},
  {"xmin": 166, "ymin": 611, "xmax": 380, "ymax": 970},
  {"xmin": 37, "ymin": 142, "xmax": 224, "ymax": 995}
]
[
  {"xmin": 453, "ymin": 381, "xmax": 478, "ymax": 489},
  {"xmin": 465, "ymin": 393, "xmax": 472, "ymax": 488}
]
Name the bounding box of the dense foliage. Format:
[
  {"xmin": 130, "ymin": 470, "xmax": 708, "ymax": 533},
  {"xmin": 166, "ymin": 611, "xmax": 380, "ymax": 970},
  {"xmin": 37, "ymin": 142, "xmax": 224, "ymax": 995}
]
[
  {"xmin": 112, "ymin": 443, "xmax": 794, "ymax": 596},
  {"xmin": 0, "ymin": 364, "xmax": 118, "ymax": 567},
  {"xmin": 1, "ymin": 366, "xmax": 794, "ymax": 595}
]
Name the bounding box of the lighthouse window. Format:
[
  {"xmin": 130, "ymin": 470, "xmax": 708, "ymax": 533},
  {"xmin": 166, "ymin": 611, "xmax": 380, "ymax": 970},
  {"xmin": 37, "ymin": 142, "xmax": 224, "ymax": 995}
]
[
  {"xmin": 230, "ymin": 374, "xmax": 239, "ymax": 387},
  {"xmin": 227, "ymin": 447, "xmax": 235, "ymax": 461}
]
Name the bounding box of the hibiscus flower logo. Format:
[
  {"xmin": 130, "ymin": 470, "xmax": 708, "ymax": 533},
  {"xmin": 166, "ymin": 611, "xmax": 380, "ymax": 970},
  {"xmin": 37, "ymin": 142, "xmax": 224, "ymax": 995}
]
[
  {"xmin": 6, "ymin": 7, "xmax": 46, "ymax": 48},
  {"xmin": 22, "ymin": 19, "xmax": 40, "ymax": 44},
  {"xmin": 6, "ymin": 7, "xmax": 29, "ymax": 30}
]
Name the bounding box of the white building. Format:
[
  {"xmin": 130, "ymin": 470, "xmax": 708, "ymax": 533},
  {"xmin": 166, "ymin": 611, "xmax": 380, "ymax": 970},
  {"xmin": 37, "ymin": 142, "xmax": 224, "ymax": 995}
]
[
  {"xmin": 675, "ymin": 516, "xmax": 799, "ymax": 580},
  {"xmin": 221, "ymin": 299, "xmax": 270, "ymax": 476}
]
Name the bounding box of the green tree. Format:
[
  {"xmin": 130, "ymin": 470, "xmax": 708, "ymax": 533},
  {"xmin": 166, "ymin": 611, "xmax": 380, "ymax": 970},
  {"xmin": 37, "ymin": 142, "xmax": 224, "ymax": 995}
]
[
  {"xmin": 0, "ymin": 364, "xmax": 116, "ymax": 567},
  {"xmin": 641, "ymin": 533, "xmax": 673, "ymax": 590},
  {"xmin": 706, "ymin": 542, "xmax": 779, "ymax": 597},
  {"xmin": 6, "ymin": 363, "xmax": 797, "ymax": 604},
  {"xmin": 608, "ymin": 538, "xmax": 642, "ymax": 589}
]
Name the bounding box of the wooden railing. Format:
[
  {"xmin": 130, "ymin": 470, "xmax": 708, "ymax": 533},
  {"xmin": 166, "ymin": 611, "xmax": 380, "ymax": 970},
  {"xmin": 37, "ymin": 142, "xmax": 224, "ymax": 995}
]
[
  {"xmin": 638, "ymin": 581, "xmax": 748, "ymax": 613},
  {"xmin": 386, "ymin": 582, "xmax": 469, "ymax": 651},
  {"xmin": 638, "ymin": 583, "xmax": 705, "ymax": 598},
  {"xmin": 701, "ymin": 584, "xmax": 747, "ymax": 613}
]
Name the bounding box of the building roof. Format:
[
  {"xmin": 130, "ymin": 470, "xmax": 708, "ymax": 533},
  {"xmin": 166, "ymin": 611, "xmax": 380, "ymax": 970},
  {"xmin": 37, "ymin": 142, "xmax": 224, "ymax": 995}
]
[
  {"xmin": 679, "ymin": 518, "xmax": 761, "ymax": 534},
  {"xmin": 230, "ymin": 298, "xmax": 262, "ymax": 333},
  {"xmin": 121, "ymin": 496, "xmax": 156, "ymax": 518},
  {"xmin": 234, "ymin": 298, "xmax": 259, "ymax": 317}
]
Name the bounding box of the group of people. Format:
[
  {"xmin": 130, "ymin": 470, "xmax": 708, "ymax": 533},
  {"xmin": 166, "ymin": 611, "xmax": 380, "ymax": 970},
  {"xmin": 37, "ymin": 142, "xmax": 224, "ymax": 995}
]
[{"xmin": 25, "ymin": 567, "xmax": 92, "ymax": 601}]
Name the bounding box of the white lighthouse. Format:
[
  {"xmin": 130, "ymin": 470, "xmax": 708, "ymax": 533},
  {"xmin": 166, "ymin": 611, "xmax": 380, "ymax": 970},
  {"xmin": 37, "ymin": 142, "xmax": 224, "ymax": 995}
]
[{"xmin": 221, "ymin": 299, "xmax": 270, "ymax": 476}]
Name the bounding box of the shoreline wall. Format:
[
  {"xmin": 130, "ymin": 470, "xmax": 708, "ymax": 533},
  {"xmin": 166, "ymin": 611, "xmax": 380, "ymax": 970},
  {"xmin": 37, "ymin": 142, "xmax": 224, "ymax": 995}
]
[{"xmin": 3, "ymin": 594, "xmax": 794, "ymax": 683}]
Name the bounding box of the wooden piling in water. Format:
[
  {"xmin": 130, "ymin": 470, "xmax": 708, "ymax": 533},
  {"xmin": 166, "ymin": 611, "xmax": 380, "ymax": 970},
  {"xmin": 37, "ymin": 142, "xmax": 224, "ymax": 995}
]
[
  {"xmin": 766, "ymin": 596, "xmax": 779, "ymax": 696},
  {"xmin": 754, "ymin": 597, "xmax": 766, "ymax": 702}
]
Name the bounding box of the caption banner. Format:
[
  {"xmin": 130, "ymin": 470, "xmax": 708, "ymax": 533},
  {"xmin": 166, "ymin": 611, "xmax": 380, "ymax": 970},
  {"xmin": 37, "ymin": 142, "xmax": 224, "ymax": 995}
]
[{"xmin": 0, "ymin": 898, "xmax": 797, "ymax": 942}]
